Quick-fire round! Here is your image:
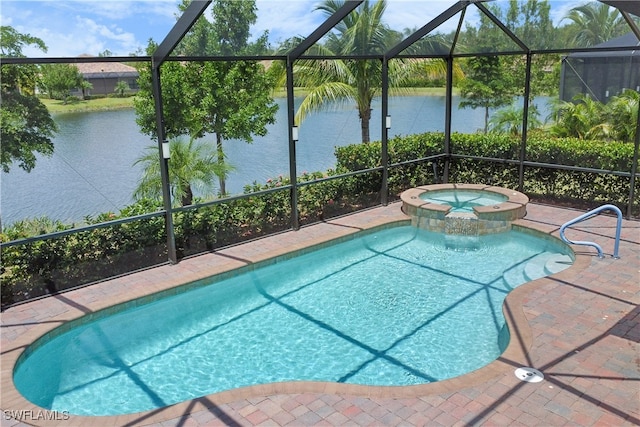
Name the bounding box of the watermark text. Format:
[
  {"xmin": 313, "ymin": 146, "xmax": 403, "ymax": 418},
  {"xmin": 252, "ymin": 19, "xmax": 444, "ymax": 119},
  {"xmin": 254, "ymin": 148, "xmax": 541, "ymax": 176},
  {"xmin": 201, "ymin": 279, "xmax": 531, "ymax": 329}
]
[{"xmin": 3, "ymin": 409, "xmax": 70, "ymax": 421}]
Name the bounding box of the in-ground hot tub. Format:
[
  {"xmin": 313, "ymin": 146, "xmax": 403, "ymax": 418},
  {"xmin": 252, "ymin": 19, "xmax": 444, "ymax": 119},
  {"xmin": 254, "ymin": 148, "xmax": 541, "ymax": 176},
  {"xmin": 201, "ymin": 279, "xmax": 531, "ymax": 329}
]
[{"xmin": 401, "ymin": 183, "xmax": 529, "ymax": 235}]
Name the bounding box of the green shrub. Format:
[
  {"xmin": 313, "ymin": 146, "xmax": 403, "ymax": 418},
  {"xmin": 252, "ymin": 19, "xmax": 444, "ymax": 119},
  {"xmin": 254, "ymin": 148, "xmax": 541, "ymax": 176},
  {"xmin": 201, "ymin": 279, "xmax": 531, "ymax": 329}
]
[
  {"xmin": 333, "ymin": 132, "xmax": 637, "ymax": 210},
  {"xmin": 1, "ymin": 214, "xmax": 168, "ymax": 307}
]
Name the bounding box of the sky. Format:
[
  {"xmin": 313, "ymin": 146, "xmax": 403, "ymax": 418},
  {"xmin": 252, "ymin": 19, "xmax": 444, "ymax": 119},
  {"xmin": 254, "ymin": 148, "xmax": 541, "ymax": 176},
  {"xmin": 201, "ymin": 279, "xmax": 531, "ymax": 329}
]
[{"xmin": 0, "ymin": 0, "xmax": 582, "ymax": 58}]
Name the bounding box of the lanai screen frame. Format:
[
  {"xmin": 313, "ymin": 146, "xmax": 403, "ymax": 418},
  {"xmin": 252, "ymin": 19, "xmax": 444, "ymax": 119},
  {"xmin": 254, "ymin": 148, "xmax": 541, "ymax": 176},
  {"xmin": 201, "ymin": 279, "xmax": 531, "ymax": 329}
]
[
  {"xmin": 149, "ymin": 0, "xmax": 639, "ymax": 263},
  {"xmin": 1, "ymin": 0, "xmax": 639, "ymax": 268}
]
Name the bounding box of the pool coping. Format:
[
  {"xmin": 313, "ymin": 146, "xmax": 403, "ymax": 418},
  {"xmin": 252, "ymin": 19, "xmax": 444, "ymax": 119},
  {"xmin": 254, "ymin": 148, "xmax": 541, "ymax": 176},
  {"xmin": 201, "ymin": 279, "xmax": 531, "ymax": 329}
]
[
  {"xmin": 400, "ymin": 183, "xmax": 529, "ymax": 226},
  {"xmin": 0, "ymin": 203, "xmax": 593, "ymax": 427}
]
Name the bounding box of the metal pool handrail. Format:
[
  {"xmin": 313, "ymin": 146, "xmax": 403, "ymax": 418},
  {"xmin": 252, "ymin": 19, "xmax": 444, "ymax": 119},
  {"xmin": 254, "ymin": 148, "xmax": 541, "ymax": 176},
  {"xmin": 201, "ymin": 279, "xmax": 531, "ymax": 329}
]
[{"xmin": 559, "ymin": 204, "xmax": 623, "ymax": 259}]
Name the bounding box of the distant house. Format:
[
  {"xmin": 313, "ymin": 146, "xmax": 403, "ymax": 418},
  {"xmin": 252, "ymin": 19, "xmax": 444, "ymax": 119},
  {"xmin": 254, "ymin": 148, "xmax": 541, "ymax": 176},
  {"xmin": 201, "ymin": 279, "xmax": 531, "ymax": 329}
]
[
  {"xmin": 72, "ymin": 57, "xmax": 140, "ymax": 97},
  {"xmin": 559, "ymin": 33, "xmax": 640, "ymax": 103}
]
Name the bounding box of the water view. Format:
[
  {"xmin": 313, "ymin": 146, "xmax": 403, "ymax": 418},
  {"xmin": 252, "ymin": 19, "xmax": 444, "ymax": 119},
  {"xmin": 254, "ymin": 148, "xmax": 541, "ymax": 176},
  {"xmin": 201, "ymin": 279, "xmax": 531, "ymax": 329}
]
[{"xmin": 1, "ymin": 96, "xmax": 548, "ymax": 226}]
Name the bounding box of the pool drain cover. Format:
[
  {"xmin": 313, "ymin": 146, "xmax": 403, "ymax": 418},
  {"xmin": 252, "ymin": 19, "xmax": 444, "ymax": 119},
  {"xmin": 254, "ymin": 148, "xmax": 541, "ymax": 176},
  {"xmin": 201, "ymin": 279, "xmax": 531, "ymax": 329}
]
[{"xmin": 514, "ymin": 367, "xmax": 544, "ymax": 383}]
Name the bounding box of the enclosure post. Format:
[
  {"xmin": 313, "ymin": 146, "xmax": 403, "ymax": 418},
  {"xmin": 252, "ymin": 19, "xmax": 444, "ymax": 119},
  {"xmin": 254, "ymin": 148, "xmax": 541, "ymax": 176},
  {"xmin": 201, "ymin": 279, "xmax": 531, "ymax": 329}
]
[
  {"xmin": 518, "ymin": 53, "xmax": 532, "ymax": 192},
  {"xmin": 627, "ymin": 98, "xmax": 640, "ymax": 219},
  {"xmin": 152, "ymin": 61, "xmax": 178, "ymax": 264},
  {"xmin": 286, "ymin": 57, "xmax": 299, "ymax": 230},
  {"xmin": 443, "ymin": 56, "xmax": 454, "ymax": 183},
  {"xmin": 558, "ymin": 57, "xmax": 567, "ymax": 102},
  {"xmin": 381, "ymin": 58, "xmax": 389, "ymax": 205}
]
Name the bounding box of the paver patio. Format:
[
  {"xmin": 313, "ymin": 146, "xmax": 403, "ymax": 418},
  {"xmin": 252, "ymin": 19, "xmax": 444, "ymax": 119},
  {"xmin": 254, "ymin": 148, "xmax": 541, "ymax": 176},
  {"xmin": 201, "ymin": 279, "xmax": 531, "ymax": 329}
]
[{"xmin": 1, "ymin": 202, "xmax": 638, "ymax": 426}]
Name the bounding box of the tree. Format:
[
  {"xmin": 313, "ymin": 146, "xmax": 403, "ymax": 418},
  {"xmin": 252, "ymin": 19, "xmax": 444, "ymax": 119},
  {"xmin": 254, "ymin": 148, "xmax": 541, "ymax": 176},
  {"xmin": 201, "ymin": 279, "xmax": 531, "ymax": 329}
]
[
  {"xmin": 456, "ymin": 1, "xmax": 563, "ymax": 132},
  {"xmin": 606, "ymin": 89, "xmax": 638, "ymax": 143},
  {"xmin": 0, "ymin": 26, "xmax": 58, "ymax": 173},
  {"xmin": 504, "ymin": 0, "xmax": 555, "ymax": 50},
  {"xmin": 290, "ymin": 0, "xmax": 390, "ymax": 143},
  {"xmin": 278, "ymin": 0, "xmax": 454, "ymax": 144},
  {"xmin": 549, "ymin": 90, "xmax": 638, "ymax": 142},
  {"xmin": 460, "ymin": 1, "xmax": 559, "ymax": 105},
  {"xmin": 80, "ymin": 80, "xmax": 93, "ymax": 99},
  {"xmin": 133, "ymin": 138, "xmax": 232, "ymax": 206},
  {"xmin": 0, "ymin": 26, "xmax": 45, "ymax": 93},
  {"xmin": 134, "ymin": 0, "xmax": 278, "ymax": 195},
  {"xmin": 548, "ymin": 94, "xmax": 607, "ymax": 140},
  {"xmin": 39, "ymin": 63, "xmax": 84, "ymax": 103},
  {"xmin": 562, "ymin": 2, "xmax": 628, "ymax": 47},
  {"xmin": 489, "ymin": 104, "xmax": 541, "ymax": 135},
  {"xmin": 458, "ymin": 56, "xmax": 514, "ymax": 133},
  {"xmin": 399, "ymin": 30, "xmax": 464, "ymax": 87},
  {"xmin": 502, "ymin": 0, "xmax": 559, "ymax": 97},
  {"xmin": 114, "ymin": 80, "xmax": 130, "ymax": 97}
]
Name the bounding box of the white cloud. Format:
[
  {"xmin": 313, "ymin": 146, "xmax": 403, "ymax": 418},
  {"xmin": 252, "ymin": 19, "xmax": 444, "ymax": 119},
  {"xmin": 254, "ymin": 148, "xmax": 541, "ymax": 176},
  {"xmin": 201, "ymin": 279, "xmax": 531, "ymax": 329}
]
[
  {"xmin": 1, "ymin": 0, "xmax": 177, "ymax": 57},
  {"xmin": 19, "ymin": 28, "xmax": 76, "ymax": 57},
  {"xmin": 254, "ymin": 1, "xmax": 320, "ymax": 43},
  {"xmin": 75, "ymin": 16, "xmax": 138, "ymax": 54},
  {"xmin": 15, "ymin": 16, "xmax": 138, "ymax": 57}
]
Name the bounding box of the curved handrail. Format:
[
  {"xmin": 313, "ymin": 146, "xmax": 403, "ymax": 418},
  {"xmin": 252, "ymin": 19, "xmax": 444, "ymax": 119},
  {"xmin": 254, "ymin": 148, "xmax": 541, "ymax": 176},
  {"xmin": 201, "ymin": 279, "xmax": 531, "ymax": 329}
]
[{"xmin": 559, "ymin": 204, "xmax": 622, "ymax": 259}]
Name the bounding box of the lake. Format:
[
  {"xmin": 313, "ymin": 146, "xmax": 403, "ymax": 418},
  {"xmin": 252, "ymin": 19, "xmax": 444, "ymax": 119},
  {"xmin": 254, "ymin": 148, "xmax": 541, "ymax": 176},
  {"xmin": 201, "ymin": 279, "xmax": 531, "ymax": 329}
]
[{"xmin": 1, "ymin": 96, "xmax": 548, "ymax": 226}]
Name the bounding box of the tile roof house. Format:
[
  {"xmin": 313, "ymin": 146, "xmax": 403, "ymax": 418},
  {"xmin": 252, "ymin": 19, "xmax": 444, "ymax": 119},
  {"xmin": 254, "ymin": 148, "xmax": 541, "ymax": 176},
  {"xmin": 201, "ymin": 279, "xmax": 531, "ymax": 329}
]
[{"xmin": 73, "ymin": 56, "xmax": 140, "ymax": 96}]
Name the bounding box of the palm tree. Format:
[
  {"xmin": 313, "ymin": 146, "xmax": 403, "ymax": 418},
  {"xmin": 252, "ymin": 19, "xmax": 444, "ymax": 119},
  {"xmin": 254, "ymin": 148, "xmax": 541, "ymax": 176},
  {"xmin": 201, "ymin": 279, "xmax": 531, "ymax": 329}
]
[
  {"xmin": 548, "ymin": 94, "xmax": 609, "ymax": 140},
  {"xmin": 79, "ymin": 80, "xmax": 93, "ymax": 99},
  {"xmin": 284, "ymin": 0, "xmax": 460, "ymax": 143},
  {"xmin": 114, "ymin": 81, "xmax": 130, "ymax": 97},
  {"xmin": 133, "ymin": 137, "xmax": 232, "ymax": 206},
  {"xmin": 489, "ymin": 104, "xmax": 541, "ymax": 136},
  {"xmin": 606, "ymin": 89, "xmax": 639, "ymax": 143},
  {"xmin": 562, "ymin": 2, "xmax": 628, "ymax": 47}
]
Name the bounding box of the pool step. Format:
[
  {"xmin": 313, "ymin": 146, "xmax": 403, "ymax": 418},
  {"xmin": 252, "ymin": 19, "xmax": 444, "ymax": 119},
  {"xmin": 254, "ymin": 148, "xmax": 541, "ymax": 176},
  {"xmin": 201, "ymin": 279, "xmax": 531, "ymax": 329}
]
[
  {"xmin": 544, "ymin": 254, "xmax": 573, "ymax": 275},
  {"xmin": 503, "ymin": 252, "xmax": 572, "ymax": 288},
  {"xmin": 502, "ymin": 263, "xmax": 528, "ymax": 289},
  {"xmin": 524, "ymin": 252, "xmax": 573, "ymax": 282}
]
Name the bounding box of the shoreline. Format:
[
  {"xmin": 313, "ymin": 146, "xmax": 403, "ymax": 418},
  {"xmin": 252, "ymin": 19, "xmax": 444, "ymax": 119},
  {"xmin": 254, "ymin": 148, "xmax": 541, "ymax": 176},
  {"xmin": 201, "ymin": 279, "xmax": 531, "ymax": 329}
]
[{"xmin": 43, "ymin": 87, "xmax": 454, "ymax": 114}]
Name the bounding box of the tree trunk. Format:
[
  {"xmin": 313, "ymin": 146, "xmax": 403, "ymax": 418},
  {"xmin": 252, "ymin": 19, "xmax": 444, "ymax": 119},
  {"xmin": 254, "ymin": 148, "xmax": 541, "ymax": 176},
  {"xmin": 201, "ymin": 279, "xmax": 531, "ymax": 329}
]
[
  {"xmin": 484, "ymin": 106, "xmax": 489, "ymax": 134},
  {"xmin": 181, "ymin": 185, "xmax": 194, "ymax": 206},
  {"xmin": 216, "ymin": 133, "xmax": 226, "ymax": 195},
  {"xmin": 360, "ymin": 107, "xmax": 371, "ymax": 143}
]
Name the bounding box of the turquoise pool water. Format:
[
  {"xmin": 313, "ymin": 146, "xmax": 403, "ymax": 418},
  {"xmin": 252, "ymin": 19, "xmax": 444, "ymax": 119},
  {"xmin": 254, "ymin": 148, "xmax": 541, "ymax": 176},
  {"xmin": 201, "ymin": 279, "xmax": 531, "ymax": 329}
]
[
  {"xmin": 14, "ymin": 225, "xmax": 572, "ymax": 416},
  {"xmin": 419, "ymin": 189, "xmax": 508, "ymax": 212}
]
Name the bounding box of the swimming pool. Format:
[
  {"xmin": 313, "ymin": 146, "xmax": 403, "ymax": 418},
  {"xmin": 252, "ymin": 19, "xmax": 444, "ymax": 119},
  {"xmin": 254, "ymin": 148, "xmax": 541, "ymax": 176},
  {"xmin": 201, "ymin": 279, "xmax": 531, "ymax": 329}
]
[{"xmin": 14, "ymin": 224, "xmax": 573, "ymax": 416}]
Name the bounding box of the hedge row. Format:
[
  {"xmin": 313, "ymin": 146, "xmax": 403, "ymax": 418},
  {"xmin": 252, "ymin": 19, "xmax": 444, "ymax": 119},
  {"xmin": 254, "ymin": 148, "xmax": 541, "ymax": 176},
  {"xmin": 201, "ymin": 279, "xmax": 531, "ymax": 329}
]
[
  {"xmin": 335, "ymin": 132, "xmax": 638, "ymax": 208},
  {"xmin": 2, "ymin": 132, "xmax": 637, "ymax": 307}
]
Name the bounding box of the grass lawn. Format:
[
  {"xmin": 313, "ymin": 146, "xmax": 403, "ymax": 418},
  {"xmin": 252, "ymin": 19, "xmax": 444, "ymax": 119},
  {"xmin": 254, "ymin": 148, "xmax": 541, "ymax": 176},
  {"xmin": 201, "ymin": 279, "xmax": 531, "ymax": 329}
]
[
  {"xmin": 41, "ymin": 96, "xmax": 135, "ymax": 114},
  {"xmin": 41, "ymin": 87, "xmax": 457, "ymax": 114}
]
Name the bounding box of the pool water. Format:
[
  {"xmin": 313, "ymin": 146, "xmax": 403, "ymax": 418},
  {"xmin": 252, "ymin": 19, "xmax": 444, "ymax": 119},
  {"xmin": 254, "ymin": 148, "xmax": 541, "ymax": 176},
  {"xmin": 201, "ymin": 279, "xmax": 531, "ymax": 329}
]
[
  {"xmin": 14, "ymin": 225, "xmax": 572, "ymax": 416},
  {"xmin": 419, "ymin": 189, "xmax": 508, "ymax": 212}
]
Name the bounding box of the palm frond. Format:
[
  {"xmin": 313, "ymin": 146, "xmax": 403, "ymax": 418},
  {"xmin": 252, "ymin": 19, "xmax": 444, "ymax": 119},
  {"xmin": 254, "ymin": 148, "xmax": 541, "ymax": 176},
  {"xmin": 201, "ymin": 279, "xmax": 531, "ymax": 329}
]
[{"xmin": 295, "ymin": 82, "xmax": 355, "ymax": 124}]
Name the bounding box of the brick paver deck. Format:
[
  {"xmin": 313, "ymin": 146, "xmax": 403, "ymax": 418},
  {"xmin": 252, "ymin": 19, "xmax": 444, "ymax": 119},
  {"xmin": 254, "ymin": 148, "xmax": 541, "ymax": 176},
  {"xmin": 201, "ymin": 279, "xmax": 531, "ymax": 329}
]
[{"xmin": 2, "ymin": 202, "xmax": 638, "ymax": 426}]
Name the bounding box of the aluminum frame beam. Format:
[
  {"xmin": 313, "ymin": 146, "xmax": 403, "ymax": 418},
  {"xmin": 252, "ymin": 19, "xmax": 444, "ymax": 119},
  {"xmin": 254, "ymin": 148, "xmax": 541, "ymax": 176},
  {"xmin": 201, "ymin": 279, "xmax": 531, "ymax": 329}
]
[
  {"xmin": 153, "ymin": 0, "xmax": 212, "ymax": 67},
  {"xmin": 288, "ymin": 0, "xmax": 363, "ymax": 60}
]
